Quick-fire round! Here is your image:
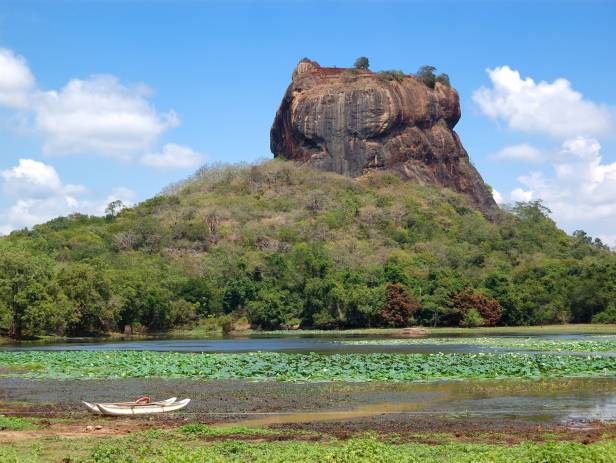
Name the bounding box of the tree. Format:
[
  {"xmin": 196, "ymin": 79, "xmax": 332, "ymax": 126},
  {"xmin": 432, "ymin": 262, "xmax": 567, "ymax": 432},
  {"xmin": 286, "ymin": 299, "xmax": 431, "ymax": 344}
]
[
  {"xmin": 58, "ymin": 263, "xmax": 115, "ymax": 335},
  {"xmin": 353, "ymin": 56, "xmax": 369, "ymax": 70},
  {"xmin": 482, "ymin": 273, "xmax": 523, "ymax": 325},
  {"xmin": 247, "ymin": 288, "xmax": 300, "ymax": 330},
  {"xmin": 180, "ymin": 278, "xmax": 215, "ymax": 317},
  {"xmin": 592, "ymin": 303, "xmax": 616, "ymax": 323},
  {"xmin": 0, "ymin": 248, "xmax": 74, "ymax": 338},
  {"xmin": 222, "ymin": 274, "xmax": 257, "ymax": 313},
  {"xmin": 383, "ymin": 256, "xmax": 412, "ymax": 287},
  {"xmin": 416, "ymin": 65, "xmax": 437, "ymax": 88},
  {"xmin": 105, "ymin": 200, "xmax": 124, "ymax": 218},
  {"xmin": 301, "ymin": 276, "xmax": 336, "ymax": 327},
  {"xmin": 419, "ymin": 270, "xmax": 468, "ymax": 327},
  {"xmin": 378, "ymin": 283, "xmax": 419, "ymax": 327}
]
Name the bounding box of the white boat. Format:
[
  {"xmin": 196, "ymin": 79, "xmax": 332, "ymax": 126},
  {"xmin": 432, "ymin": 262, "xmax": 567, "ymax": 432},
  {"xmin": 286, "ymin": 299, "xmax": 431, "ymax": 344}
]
[
  {"xmin": 83, "ymin": 397, "xmax": 179, "ymax": 415},
  {"xmin": 97, "ymin": 398, "xmax": 190, "ymax": 416}
]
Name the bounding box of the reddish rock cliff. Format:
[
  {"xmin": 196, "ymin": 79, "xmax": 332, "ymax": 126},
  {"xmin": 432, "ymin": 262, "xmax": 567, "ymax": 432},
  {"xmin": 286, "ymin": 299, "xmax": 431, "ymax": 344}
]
[{"xmin": 271, "ymin": 59, "xmax": 497, "ymax": 217}]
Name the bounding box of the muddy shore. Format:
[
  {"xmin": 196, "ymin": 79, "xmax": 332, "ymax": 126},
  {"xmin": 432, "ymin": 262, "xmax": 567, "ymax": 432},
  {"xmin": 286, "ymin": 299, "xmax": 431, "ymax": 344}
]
[{"xmin": 1, "ymin": 377, "xmax": 615, "ymax": 444}]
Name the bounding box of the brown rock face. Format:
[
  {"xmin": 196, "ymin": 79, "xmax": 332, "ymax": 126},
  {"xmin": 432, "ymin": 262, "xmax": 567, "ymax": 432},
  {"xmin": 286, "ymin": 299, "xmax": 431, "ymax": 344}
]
[{"xmin": 271, "ymin": 59, "xmax": 497, "ymax": 216}]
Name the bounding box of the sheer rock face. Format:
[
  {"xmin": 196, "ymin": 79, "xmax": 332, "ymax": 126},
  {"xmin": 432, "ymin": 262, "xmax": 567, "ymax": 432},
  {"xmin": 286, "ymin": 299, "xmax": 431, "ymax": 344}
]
[{"xmin": 271, "ymin": 59, "xmax": 497, "ymax": 217}]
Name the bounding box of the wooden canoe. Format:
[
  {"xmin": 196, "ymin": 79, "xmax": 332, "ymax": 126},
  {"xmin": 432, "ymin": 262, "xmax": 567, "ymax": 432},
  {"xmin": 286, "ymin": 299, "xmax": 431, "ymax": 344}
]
[
  {"xmin": 97, "ymin": 398, "xmax": 190, "ymax": 416},
  {"xmin": 83, "ymin": 397, "xmax": 177, "ymax": 414}
]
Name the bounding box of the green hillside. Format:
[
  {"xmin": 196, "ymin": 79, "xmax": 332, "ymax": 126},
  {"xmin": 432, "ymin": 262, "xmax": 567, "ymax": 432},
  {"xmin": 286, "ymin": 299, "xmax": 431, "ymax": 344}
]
[{"xmin": 1, "ymin": 160, "xmax": 615, "ymax": 338}]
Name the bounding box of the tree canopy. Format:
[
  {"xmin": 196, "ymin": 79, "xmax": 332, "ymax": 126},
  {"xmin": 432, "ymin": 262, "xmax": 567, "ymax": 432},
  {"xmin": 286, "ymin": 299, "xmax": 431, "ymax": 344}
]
[{"xmin": 1, "ymin": 160, "xmax": 614, "ymax": 338}]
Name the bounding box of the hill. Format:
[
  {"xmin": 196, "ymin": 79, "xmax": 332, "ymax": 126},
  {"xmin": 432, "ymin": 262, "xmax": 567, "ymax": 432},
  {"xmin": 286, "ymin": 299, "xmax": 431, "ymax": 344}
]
[{"xmin": 1, "ymin": 160, "xmax": 615, "ymax": 338}]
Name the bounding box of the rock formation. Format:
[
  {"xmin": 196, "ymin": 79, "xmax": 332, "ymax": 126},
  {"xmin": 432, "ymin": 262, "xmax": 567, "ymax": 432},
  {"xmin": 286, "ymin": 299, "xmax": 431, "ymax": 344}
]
[{"xmin": 270, "ymin": 59, "xmax": 497, "ymax": 217}]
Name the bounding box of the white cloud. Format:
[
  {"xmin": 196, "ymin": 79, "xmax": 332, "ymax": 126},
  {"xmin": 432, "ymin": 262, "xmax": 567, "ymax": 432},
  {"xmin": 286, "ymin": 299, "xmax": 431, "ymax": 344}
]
[
  {"xmin": 510, "ymin": 187, "xmax": 534, "ymax": 202},
  {"xmin": 140, "ymin": 143, "xmax": 204, "ymax": 169},
  {"xmin": 501, "ymin": 137, "xmax": 616, "ymax": 243},
  {"xmin": 0, "ymin": 48, "xmax": 35, "ymax": 108},
  {"xmin": 492, "ymin": 144, "xmax": 545, "ymax": 163},
  {"xmin": 1, "ymin": 158, "xmax": 70, "ymax": 198},
  {"xmin": 597, "ymin": 234, "xmax": 616, "ymax": 248},
  {"xmin": 0, "ymin": 47, "xmax": 181, "ymax": 158},
  {"xmin": 0, "ymin": 158, "xmax": 135, "ymax": 231},
  {"xmin": 492, "ymin": 189, "xmax": 504, "ymax": 204},
  {"xmin": 473, "ymin": 66, "xmax": 613, "ymax": 139},
  {"xmin": 34, "ymin": 75, "xmax": 179, "ymax": 157},
  {"xmin": 98, "ymin": 187, "xmax": 138, "ymax": 215}
]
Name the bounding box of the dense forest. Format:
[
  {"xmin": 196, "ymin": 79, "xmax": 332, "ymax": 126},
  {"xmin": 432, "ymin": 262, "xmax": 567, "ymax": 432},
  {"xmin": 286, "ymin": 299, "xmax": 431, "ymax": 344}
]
[{"xmin": 1, "ymin": 160, "xmax": 615, "ymax": 339}]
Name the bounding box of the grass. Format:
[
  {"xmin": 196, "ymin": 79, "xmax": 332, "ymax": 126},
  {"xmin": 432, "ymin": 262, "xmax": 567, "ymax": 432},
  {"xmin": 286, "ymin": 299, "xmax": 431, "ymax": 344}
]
[
  {"xmin": 177, "ymin": 423, "xmax": 305, "ymax": 438},
  {"xmin": 0, "ymin": 351, "xmax": 614, "ymax": 381},
  {"xmin": 424, "ymin": 324, "xmax": 616, "ymax": 335},
  {"xmin": 3, "ymin": 325, "xmax": 615, "ymax": 346},
  {"xmin": 0, "ymin": 431, "xmax": 614, "ymax": 462},
  {"xmin": 179, "ymin": 324, "xmax": 616, "ymax": 338},
  {"xmin": 0, "ymin": 415, "xmax": 40, "ymax": 431}
]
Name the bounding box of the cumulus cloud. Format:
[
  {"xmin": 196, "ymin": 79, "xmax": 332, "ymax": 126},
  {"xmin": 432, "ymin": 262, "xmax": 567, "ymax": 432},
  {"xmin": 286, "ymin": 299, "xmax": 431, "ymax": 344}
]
[
  {"xmin": 473, "ymin": 66, "xmax": 613, "ymax": 139},
  {"xmin": 498, "ymin": 137, "xmax": 616, "ymax": 244},
  {"xmin": 478, "ymin": 66, "xmax": 616, "ymax": 243},
  {"xmin": 0, "ymin": 159, "xmax": 135, "ymax": 232},
  {"xmin": 491, "ymin": 144, "xmax": 545, "ymax": 163},
  {"xmin": 0, "ymin": 48, "xmax": 35, "ymax": 108},
  {"xmin": 492, "ymin": 188, "xmax": 504, "ymax": 204},
  {"xmin": 141, "ymin": 143, "xmax": 204, "ymax": 169},
  {"xmin": 0, "ymin": 158, "xmax": 85, "ymax": 198},
  {"xmin": 0, "ymin": 47, "xmax": 185, "ymax": 159},
  {"xmin": 34, "ymin": 75, "xmax": 179, "ymax": 157},
  {"xmin": 510, "ymin": 187, "xmax": 534, "ymax": 202}
]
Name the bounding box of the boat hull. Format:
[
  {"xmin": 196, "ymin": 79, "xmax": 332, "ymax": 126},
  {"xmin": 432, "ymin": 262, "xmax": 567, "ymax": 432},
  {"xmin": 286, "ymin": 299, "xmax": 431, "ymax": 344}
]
[
  {"xmin": 83, "ymin": 397, "xmax": 178, "ymax": 414},
  {"xmin": 97, "ymin": 398, "xmax": 190, "ymax": 416}
]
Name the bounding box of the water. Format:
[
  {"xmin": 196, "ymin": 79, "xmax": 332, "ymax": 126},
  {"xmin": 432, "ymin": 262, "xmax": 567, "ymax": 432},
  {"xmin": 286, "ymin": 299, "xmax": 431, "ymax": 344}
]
[
  {"xmin": 0, "ymin": 337, "xmax": 488, "ymax": 353},
  {"xmin": 219, "ymin": 378, "xmax": 616, "ymax": 426},
  {"xmin": 1, "ymin": 332, "xmax": 614, "ymax": 425},
  {"xmin": 1, "ymin": 332, "xmax": 613, "ymax": 355}
]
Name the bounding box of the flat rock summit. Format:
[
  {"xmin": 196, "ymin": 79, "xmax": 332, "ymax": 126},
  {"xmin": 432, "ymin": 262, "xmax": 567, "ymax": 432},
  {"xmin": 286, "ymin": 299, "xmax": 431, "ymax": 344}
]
[{"xmin": 271, "ymin": 59, "xmax": 497, "ymax": 216}]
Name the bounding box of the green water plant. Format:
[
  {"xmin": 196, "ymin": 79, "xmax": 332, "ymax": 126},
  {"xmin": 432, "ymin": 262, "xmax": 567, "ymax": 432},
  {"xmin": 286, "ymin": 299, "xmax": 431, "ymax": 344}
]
[{"xmin": 0, "ymin": 350, "xmax": 613, "ymax": 382}]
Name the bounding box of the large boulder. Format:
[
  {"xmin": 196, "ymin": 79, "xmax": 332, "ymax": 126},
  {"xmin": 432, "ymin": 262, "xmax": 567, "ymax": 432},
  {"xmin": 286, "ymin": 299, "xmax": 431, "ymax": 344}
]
[{"xmin": 271, "ymin": 59, "xmax": 497, "ymax": 217}]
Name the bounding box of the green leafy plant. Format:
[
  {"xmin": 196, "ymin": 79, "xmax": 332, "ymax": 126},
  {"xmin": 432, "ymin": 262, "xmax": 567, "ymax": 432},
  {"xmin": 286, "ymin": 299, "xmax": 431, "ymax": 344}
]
[
  {"xmin": 1, "ymin": 350, "xmax": 613, "ymax": 382},
  {"xmin": 377, "ymin": 70, "xmax": 405, "ymax": 82}
]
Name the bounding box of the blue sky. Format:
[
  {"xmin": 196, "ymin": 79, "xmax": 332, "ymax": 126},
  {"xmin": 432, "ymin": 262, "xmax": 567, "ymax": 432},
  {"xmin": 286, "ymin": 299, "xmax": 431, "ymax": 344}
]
[{"xmin": 1, "ymin": 1, "xmax": 615, "ymax": 242}]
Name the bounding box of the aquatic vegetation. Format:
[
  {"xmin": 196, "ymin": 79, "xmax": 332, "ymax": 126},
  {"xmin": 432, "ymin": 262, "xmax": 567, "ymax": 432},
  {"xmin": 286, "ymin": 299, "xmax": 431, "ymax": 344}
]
[
  {"xmin": 0, "ymin": 351, "xmax": 613, "ymax": 382},
  {"xmin": 337, "ymin": 336, "xmax": 616, "ymax": 353}
]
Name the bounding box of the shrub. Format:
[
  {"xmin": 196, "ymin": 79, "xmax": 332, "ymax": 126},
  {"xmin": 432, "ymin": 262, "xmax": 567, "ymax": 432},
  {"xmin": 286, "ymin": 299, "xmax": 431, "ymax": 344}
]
[
  {"xmin": 416, "ymin": 65, "xmax": 437, "ymax": 89},
  {"xmin": 377, "ymin": 70, "xmax": 405, "ymax": 82},
  {"xmin": 312, "ymin": 309, "xmax": 337, "ymax": 329},
  {"xmin": 353, "ymin": 56, "xmax": 369, "ymax": 70},
  {"xmin": 592, "ymin": 305, "xmax": 616, "ymax": 324},
  {"xmin": 452, "ymin": 287, "xmax": 502, "ymax": 326},
  {"xmin": 461, "ymin": 308, "xmax": 485, "ymax": 327},
  {"xmin": 435, "ymin": 73, "xmax": 451, "ymax": 87}
]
